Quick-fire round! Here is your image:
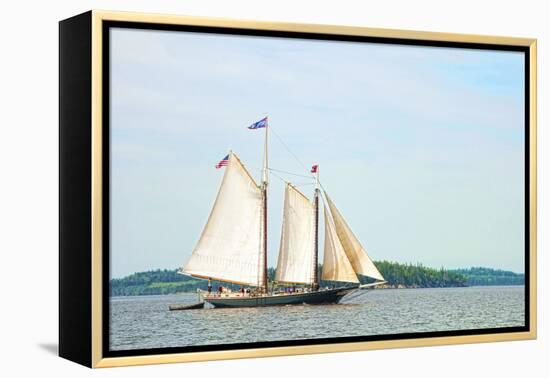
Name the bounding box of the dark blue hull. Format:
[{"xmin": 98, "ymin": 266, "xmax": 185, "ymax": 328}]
[{"xmin": 204, "ymin": 286, "xmax": 359, "ymax": 308}]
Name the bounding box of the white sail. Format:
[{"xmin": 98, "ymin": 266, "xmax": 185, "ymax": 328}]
[
  {"xmin": 182, "ymin": 152, "xmax": 265, "ymax": 287},
  {"xmin": 275, "ymin": 183, "xmax": 316, "ymax": 284},
  {"xmin": 325, "ymin": 193, "xmax": 385, "ymax": 281},
  {"xmin": 322, "ymin": 207, "xmax": 359, "ymax": 283}
]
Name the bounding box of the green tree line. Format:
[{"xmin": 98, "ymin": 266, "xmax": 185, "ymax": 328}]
[
  {"xmin": 110, "ymin": 263, "xmax": 523, "ymax": 296},
  {"xmin": 450, "ymin": 267, "xmax": 524, "ymax": 286},
  {"xmin": 374, "ymin": 260, "xmax": 467, "ymax": 287}
]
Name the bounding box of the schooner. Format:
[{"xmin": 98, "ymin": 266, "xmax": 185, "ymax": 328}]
[{"xmin": 179, "ymin": 118, "xmax": 385, "ymax": 308}]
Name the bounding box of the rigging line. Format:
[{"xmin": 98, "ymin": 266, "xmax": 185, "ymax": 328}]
[
  {"xmin": 246, "ymin": 165, "xmax": 310, "ymax": 179},
  {"xmin": 318, "ymin": 187, "xmax": 331, "ymax": 211},
  {"xmin": 268, "ymin": 169, "xmax": 288, "ymax": 184},
  {"xmin": 318, "ymin": 180, "xmax": 329, "ymax": 194},
  {"xmin": 247, "ymin": 165, "xmax": 312, "ymax": 179},
  {"xmin": 250, "ymin": 165, "xmax": 286, "ymax": 181},
  {"xmin": 268, "ymin": 124, "xmax": 316, "ymax": 180},
  {"xmin": 268, "ymin": 167, "xmax": 314, "ymax": 179},
  {"xmin": 248, "ymin": 165, "xmax": 263, "ymax": 173},
  {"xmin": 249, "ymin": 165, "xmax": 307, "ymax": 186}
]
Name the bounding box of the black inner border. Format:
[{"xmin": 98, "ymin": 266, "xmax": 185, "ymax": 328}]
[{"xmin": 102, "ymin": 20, "xmax": 531, "ymax": 359}]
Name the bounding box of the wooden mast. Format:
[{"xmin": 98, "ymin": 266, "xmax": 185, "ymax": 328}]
[
  {"xmin": 313, "ymin": 189, "xmax": 319, "ymax": 291},
  {"xmin": 262, "ymin": 117, "xmax": 269, "ymax": 293},
  {"xmin": 262, "ymin": 185, "xmax": 268, "ymax": 292},
  {"xmin": 312, "ymin": 166, "xmax": 320, "ymax": 291}
]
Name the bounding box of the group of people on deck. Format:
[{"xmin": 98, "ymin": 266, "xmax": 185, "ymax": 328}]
[
  {"xmin": 206, "ymin": 278, "xmax": 251, "ymax": 296},
  {"xmin": 283, "ymin": 286, "xmax": 298, "ymax": 293},
  {"xmin": 205, "ymin": 278, "xmax": 305, "ymax": 296}
]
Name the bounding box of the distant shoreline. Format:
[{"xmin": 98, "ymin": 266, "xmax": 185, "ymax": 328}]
[
  {"xmin": 373, "ymin": 284, "xmax": 525, "ymax": 290},
  {"xmin": 110, "ymin": 284, "xmax": 525, "ymax": 298},
  {"xmin": 110, "ymin": 264, "xmax": 525, "ymax": 297}
]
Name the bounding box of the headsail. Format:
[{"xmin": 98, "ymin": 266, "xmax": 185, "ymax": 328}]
[
  {"xmin": 182, "ymin": 152, "xmax": 265, "ymax": 287},
  {"xmin": 275, "ymin": 183, "xmax": 316, "ymax": 284},
  {"xmin": 322, "ymin": 207, "xmax": 359, "ymax": 283},
  {"xmin": 324, "ymin": 193, "xmax": 385, "ymax": 281}
]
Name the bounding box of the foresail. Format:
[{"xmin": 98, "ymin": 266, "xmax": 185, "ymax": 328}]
[
  {"xmin": 275, "ymin": 183, "xmax": 316, "ymax": 284},
  {"xmin": 325, "ymin": 193, "xmax": 385, "ymax": 281},
  {"xmin": 322, "ymin": 207, "xmax": 359, "ymax": 283},
  {"xmin": 182, "ymin": 152, "xmax": 264, "ymax": 287}
]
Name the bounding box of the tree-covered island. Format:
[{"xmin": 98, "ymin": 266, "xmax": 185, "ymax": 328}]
[{"xmin": 110, "ymin": 261, "xmax": 524, "ymax": 296}]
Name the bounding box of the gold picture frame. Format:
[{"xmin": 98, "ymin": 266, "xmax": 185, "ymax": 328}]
[{"xmin": 59, "ymin": 10, "xmax": 537, "ymax": 368}]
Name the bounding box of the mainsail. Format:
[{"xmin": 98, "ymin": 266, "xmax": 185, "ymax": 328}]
[
  {"xmin": 324, "ymin": 193, "xmax": 385, "ymax": 281},
  {"xmin": 275, "ymin": 183, "xmax": 316, "ymax": 284},
  {"xmin": 181, "ymin": 152, "xmax": 265, "ymax": 287},
  {"xmin": 322, "ymin": 207, "xmax": 359, "ymax": 283}
]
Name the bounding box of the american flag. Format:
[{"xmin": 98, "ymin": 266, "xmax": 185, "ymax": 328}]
[
  {"xmin": 311, "ymin": 164, "xmax": 319, "ymax": 173},
  {"xmin": 215, "ymin": 154, "xmax": 229, "ymax": 169}
]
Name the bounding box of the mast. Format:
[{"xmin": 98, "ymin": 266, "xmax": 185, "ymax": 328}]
[
  {"xmin": 312, "ymin": 167, "xmax": 320, "ymax": 291},
  {"xmin": 262, "ymin": 117, "xmax": 269, "ymax": 292}
]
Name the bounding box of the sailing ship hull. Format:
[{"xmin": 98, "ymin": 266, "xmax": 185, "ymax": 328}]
[{"xmin": 204, "ymin": 286, "xmax": 358, "ymax": 308}]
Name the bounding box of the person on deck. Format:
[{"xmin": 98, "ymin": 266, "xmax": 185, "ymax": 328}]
[{"xmin": 207, "ymin": 278, "xmax": 212, "ymax": 294}]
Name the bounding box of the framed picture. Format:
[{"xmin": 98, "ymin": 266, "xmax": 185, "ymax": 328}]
[{"xmin": 59, "ymin": 10, "xmax": 537, "ymax": 368}]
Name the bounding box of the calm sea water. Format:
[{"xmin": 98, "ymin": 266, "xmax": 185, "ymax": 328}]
[{"xmin": 110, "ymin": 286, "xmax": 525, "ymax": 351}]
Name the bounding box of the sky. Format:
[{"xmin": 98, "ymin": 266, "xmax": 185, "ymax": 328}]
[{"xmin": 109, "ymin": 27, "xmax": 525, "ymax": 279}]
